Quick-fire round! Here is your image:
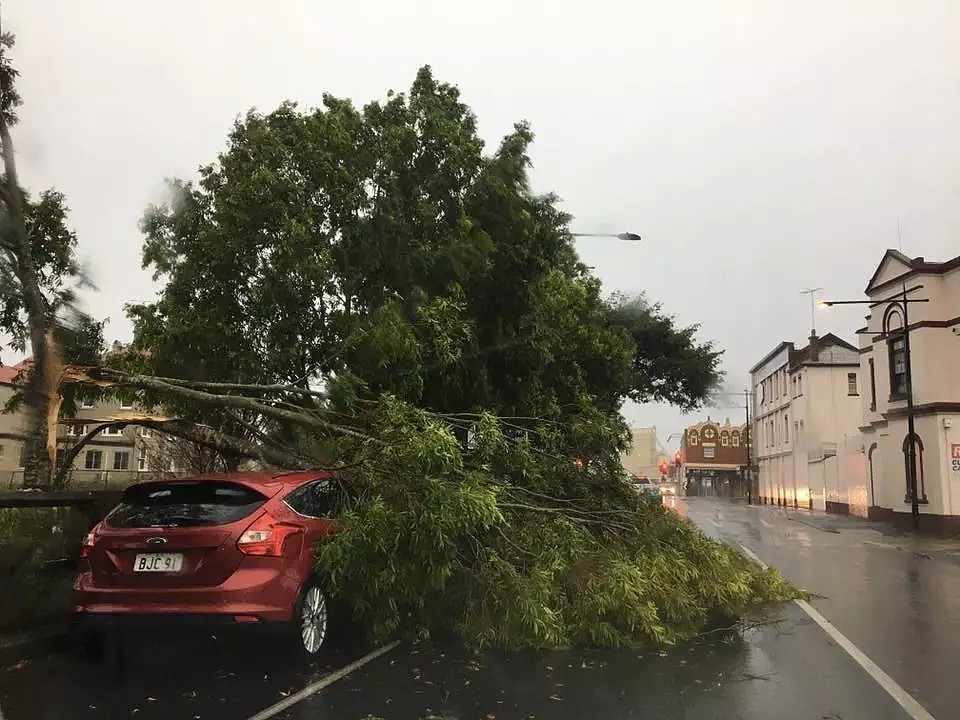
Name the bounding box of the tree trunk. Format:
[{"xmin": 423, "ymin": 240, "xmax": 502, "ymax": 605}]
[{"xmin": 0, "ymin": 113, "xmax": 55, "ymax": 488}]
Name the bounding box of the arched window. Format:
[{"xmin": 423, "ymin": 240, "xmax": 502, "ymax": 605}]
[
  {"xmin": 885, "ymin": 307, "xmax": 908, "ymax": 399},
  {"xmin": 688, "ymin": 432, "xmax": 698, "ymax": 446},
  {"xmin": 902, "ymin": 433, "xmax": 927, "ymax": 503}
]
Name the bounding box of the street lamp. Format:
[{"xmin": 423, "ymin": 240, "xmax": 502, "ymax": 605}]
[
  {"xmin": 571, "ymin": 232, "xmax": 642, "ymax": 242},
  {"xmin": 822, "ymin": 283, "xmax": 929, "ymax": 530}
]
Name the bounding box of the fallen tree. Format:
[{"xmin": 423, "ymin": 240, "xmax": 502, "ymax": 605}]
[
  {"xmin": 51, "ymin": 66, "xmax": 796, "ymax": 649},
  {"xmin": 59, "ymin": 366, "xmax": 798, "ymax": 650}
]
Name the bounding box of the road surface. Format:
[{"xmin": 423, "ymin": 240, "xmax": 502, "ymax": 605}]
[{"xmin": 0, "ymin": 496, "xmax": 953, "ymax": 719}]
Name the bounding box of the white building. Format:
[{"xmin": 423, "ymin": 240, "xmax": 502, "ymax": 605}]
[
  {"xmin": 620, "ymin": 426, "xmax": 664, "ymax": 480},
  {"xmin": 858, "ymin": 250, "xmax": 960, "ymax": 533},
  {"xmin": 750, "ymin": 331, "xmax": 863, "ymax": 511}
]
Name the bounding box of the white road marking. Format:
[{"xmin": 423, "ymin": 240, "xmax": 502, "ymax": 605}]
[
  {"xmin": 759, "ymin": 518, "xmax": 775, "ymax": 528},
  {"xmin": 247, "ymin": 641, "xmax": 402, "ymax": 720},
  {"xmin": 738, "ymin": 543, "xmax": 936, "ymax": 720}
]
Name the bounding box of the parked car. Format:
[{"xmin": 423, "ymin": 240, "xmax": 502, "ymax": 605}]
[
  {"xmin": 632, "ymin": 475, "xmax": 663, "ymax": 504},
  {"xmin": 71, "ymin": 470, "xmax": 352, "ymax": 658}
]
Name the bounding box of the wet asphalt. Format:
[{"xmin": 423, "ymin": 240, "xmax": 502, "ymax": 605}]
[{"xmin": 0, "ymin": 496, "xmax": 953, "ymax": 719}]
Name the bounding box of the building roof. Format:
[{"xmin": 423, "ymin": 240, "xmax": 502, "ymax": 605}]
[
  {"xmin": 748, "ymin": 341, "xmax": 794, "ymax": 374},
  {"xmin": 865, "ymin": 249, "xmax": 960, "ymax": 294},
  {"xmin": 788, "ymin": 332, "xmax": 858, "ymax": 369},
  {"xmin": 0, "ymin": 361, "xmax": 31, "ymax": 386}
]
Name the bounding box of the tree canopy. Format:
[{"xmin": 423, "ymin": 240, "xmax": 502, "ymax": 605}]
[
  {"xmin": 57, "ymin": 66, "xmax": 785, "ymax": 649},
  {"xmin": 128, "ymin": 66, "xmax": 721, "ymax": 464}
]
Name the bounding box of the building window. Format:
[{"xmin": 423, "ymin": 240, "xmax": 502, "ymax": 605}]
[
  {"xmin": 137, "ymin": 448, "xmax": 148, "ymax": 471},
  {"xmin": 139, "ymin": 427, "xmax": 153, "ymax": 438},
  {"xmin": 55, "ymin": 448, "xmax": 66, "ymax": 468},
  {"xmin": 688, "ymin": 432, "xmax": 698, "ymax": 446},
  {"xmin": 703, "ymin": 446, "xmax": 715, "ymax": 459},
  {"xmin": 732, "ymin": 433, "xmax": 739, "ymax": 447},
  {"xmin": 79, "ymin": 399, "xmax": 95, "ymax": 409},
  {"xmin": 84, "ymin": 450, "xmax": 103, "ymax": 470},
  {"xmin": 783, "ymin": 370, "xmax": 788, "ymax": 397},
  {"xmin": 102, "ymin": 425, "xmax": 124, "ymax": 436},
  {"xmin": 888, "ymin": 336, "xmax": 907, "ymax": 398},
  {"xmin": 721, "ymin": 433, "xmax": 729, "ymax": 446},
  {"xmin": 67, "ymin": 424, "xmax": 87, "ymax": 437},
  {"xmin": 868, "ymin": 358, "xmax": 877, "ymax": 411},
  {"xmin": 760, "ymin": 381, "xmax": 766, "ymax": 405},
  {"xmin": 113, "ymin": 451, "xmax": 130, "ymax": 471},
  {"xmin": 797, "ymin": 373, "xmax": 802, "ymax": 395},
  {"xmin": 902, "ymin": 433, "xmax": 927, "ymax": 503},
  {"xmin": 0, "ymin": 443, "xmax": 4, "ymax": 458},
  {"xmin": 847, "ymin": 372, "xmax": 858, "ymax": 396},
  {"xmin": 769, "ymin": 420, "xmax": 774, "ymax": 446},
  {"xmin": 783, "ymin": 414, "xmax": 789, "ymax": 442},
  {"xmin": 119, "ymin": 400, "xmax": 134, "ymax": 410}
]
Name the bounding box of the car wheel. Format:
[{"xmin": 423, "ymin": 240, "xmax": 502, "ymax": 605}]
[{"xmin": 293, "ymin": 580, "xmax": 329, "ymax": 656}]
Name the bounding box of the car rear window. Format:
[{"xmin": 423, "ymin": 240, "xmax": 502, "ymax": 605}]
[{"xmin": 107, "ymin": 481, "xmax": 267, "ymax": 528}]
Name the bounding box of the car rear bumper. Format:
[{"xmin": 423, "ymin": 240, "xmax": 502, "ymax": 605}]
[{"xmin": 71, "ymin": 564, "xmax": 301, "ymax": 624}]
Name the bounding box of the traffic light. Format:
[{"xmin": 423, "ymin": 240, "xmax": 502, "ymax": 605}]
[{"xmin": 674, "ymin": 451, "xmax": 683, "ymax": 467}]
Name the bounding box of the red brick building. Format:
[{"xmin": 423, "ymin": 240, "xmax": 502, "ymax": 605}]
[{"xmin": 680, "ymin": 418, "xmax": 750, "ymax": 496}]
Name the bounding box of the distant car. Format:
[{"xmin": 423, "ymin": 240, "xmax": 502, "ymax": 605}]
[
  {"xmin": 71, "ymin": 470, "xmax": 352, "ymax": 659},
  {"xmin": 658, "ymin": 482, "xmax": 678, "ymax": 497},
  {"xmin": 632, "ymin": 476, "xmax": 663, "ymax": 503}
]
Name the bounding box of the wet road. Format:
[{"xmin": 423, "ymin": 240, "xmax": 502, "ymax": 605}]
[
  {"xmin": 0, "ymin": 496, "xmax": 952, "ymax": 719},
  {"xmin": 681, "ymin": 496, "xmax": 959, "ymax": 720}
]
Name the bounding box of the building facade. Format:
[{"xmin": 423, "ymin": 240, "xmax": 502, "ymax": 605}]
[
  {"xmin": 0, "ymin": 360, "xmax": 184, "ymax": 489},
  {"xmin": 750, "ymin": 332, "xmax": 863, "ymax": 511},
  {"xmin": 680, "ymin": 418, "xmax": 749, "ymax": 496},
  {"xmin": 858, "ymin": 250, "xmax": 960, "ymax": 532},
  {"xmin": 620, "ymin": 426, "xmax": 664, "ymax": 480}
]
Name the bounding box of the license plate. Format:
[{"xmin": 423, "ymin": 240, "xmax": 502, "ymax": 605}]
[{"xmin": 133, "ymin": 553, "xmax": 184, "ymax": 573}]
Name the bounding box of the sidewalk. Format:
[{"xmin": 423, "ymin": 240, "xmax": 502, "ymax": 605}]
[{"xmin": 747, "ymin": 500, "xmax": 960, "ymax": 566}]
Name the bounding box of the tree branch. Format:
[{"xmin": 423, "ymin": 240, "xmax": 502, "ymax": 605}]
[{"xmin": 83, "ymin": 367, "xmax": 371, "ymax": 440}]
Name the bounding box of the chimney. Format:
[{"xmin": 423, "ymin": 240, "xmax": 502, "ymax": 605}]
[{"xmin": 808, "ymin": 330, "xmax": 819, "ymax": 362}]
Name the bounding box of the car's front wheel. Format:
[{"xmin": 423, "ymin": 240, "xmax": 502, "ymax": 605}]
[{"xmin": 293, "ymin": 580, "xmax": 329, "ymax": 656}]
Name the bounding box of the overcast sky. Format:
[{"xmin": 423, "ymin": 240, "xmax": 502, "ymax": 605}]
[{"xmin": 6, "ymin": 1, "xmax": 960, "ymax": 451}]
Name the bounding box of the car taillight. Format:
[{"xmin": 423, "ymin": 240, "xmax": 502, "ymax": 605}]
[
  {"xmin": 80, "ymin": 522, "xmax": 102, "ymax": 559},
  {"xmin": 237, "ymin": 512, "xmax": 301, "ymax": 557}
]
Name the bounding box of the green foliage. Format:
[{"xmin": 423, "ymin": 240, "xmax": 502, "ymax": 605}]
[
  {"xmin": 130, "ymin": 66, "xmax": 720, "ymax": 445},
  {"xmin": 0, "ymin": 507, "xmax": 89, "ymax": 630},
  {"xmin": 0, "ymin": 189, "xmax": 94, "ymax": 356},
  {"xmin": 124, "ymin": 66, "xmax": 782, "ymax": 650},
  {"xmin": 607, "ymin": 292, "xmax": 724, "ymax": 412},
  {"xmin": 317, "ymin": 399, "xmax": 798, "ymax": 651}
]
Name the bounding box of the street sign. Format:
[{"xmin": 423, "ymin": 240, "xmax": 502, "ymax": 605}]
[{"xmin": 952, "ymin": 443, "xmax": 960, "ymax": 474}]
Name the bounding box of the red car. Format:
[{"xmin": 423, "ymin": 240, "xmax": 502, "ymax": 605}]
[{"xmin": 71, "ymin": 470, "xmax": 350, "ymax": 657}]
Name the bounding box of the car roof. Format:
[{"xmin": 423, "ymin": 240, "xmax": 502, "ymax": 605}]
[{"xmin": 128, "ymin": 469, "xmax": 335, "ymax": 494}]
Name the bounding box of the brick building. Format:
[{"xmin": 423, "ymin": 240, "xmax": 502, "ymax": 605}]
[{"xmin": 680, "ymin": 418, "xmax": 750, "ymax": 497}]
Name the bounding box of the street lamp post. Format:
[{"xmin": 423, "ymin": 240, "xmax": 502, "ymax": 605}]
[
  {"xmin": 823, "ymin": 283, "xmax": 929, "ymax": 530},
  {"xmin": 571, "ymin": 232, "xmax": 642, "ymax": 242}
]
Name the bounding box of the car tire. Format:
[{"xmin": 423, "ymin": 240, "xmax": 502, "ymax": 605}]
[{"xmin": 291, "ymin": 579, "xmax": 330, "ymax": 657}]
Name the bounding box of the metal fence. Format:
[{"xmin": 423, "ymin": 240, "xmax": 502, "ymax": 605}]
[{"xmin": 2, "ymin": 469, "xmax": 191, "ymax": 491}]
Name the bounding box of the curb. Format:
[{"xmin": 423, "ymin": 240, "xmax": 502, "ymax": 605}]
[{"xmin": 0, "ymin": 622, "xmax": 70, "ymax": 666}]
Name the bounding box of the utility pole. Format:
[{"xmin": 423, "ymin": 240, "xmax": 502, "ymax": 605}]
[
  {"xmin": 900, "ymin": 283, "xmax": 920, "ymax": 529},
  {"xmin": 744, "ymin": 388, "xmax": 753, "ymax": 505}
]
